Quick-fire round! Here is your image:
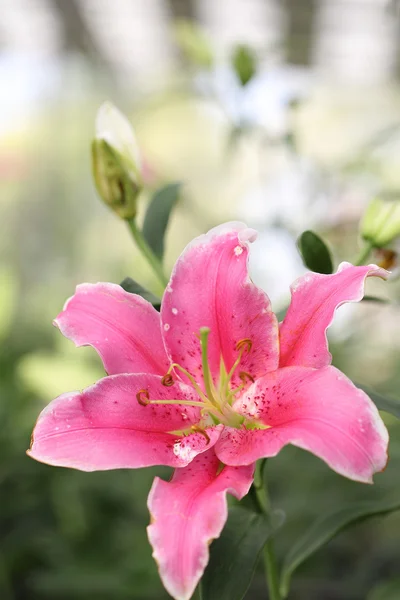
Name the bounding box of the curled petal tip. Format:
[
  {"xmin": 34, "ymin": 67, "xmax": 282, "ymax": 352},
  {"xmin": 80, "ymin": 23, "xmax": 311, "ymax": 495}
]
[
  {"xmin": 367, "ymin": 263, "xmax": 390, "ymax": 280},
  {"xmin": 338, "ymin": 261, "xmax": 389, "ymax": 280},
  {"xmin": 238, "ymin": 227, "xmax": 257, "ymax": 244}
]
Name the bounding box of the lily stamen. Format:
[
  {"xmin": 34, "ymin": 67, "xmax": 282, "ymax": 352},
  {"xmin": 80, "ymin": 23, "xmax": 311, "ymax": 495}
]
[
  {"xmin": 239, "ymin": 371, "xmax": 255, "ymax": 383},
  {"xmin": 190, "ymin": 425, "xmax": 211, "ymax": 444},
  {"xmin": 236, "ymin": 338, "xmax": 253, "ymax": 353},
  {"xmin": 222, "ymin": 338, "xmax": 253, "ymax": 400},
  {"xmin": 229, "ymin": 372, "xmax": 256, "ymax": 397},
  {"xmin": 136, "ymin": 389, "xmax": 150, "ymax": 406},
  {"xmin": 161, "ymin": 374, "xmax": 175, "ymax": 387},
  {"xmin": 148, "ymin": 398, "xmax": 207, "ymax": 408},
  {"xmin": 227, "ymin": 338, "xmax": 252, "ymax": 381},
  {"xmin": 143, "ymin": 397, "xmax": 223, "ymax": 423},
  {"xmin": 165, "ymin": 362, "xmax": 209, "ymax": 403}
]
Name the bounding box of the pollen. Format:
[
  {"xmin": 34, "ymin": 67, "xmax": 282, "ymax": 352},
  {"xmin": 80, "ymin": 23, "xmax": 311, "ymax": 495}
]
[
  {"xmin": 239, "ymin": 371, "xmax": 255, "ymax": 383},
  {"xmin": 234, "ymin": 245, "xmax": 243, "ymax": 256},
  {"xmin": 136, "ymin": 389, "xmax": 150, "ymax": 406},
  {"xmin": 164, "ymin": 323, "xmax": 170, "ymax": 331},
  {"xmin": 236, "ymin": 338, "xmax": 252, "ymax": 353},
  {"xmin": 172, "ymin": 308, "xmax": 178, "ymax": 315},
  {"xmin": 161, "ymin": 374, "xmax": 174, "ymax": 387}
]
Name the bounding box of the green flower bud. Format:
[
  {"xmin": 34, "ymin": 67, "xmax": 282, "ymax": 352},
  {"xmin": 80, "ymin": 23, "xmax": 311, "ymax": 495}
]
[
  {"xmin": 91, "ymin": 102, "xmax": 142, "ymax": 220},
  {"xmin": 360, "ymin": 197, "xmax": 400, "ymax": 248}
]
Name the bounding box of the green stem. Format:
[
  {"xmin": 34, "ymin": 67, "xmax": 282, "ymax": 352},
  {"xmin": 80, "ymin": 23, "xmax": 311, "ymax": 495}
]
[
  {"xmin": 196, "ymin": 581, "xmax": 203, "ymax": 600},
  {"xmin": 253, "ymin": 460, "xmax": 282, "ymax": 600},
  {"xmin": 263, "ymin": 541, "xmax": 281, "ymax": 600},
  {"xmin": 354, "ymin": 241, "xmax": 374, "ymax": 266},
  {"xmin": 126, "ymin": 219, "xmax": 168, "ymax": 287}
]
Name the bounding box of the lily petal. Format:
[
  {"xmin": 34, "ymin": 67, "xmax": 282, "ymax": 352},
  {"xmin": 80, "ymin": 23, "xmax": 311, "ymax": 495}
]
[
  {"xmin": 147, "ymin": 449, "xmax": 254, "ymax": 600},
  {"xmin": 55, "ymin": 283, "xmax": 169, "ymax": 376},
  {"xmin": 161, "ymin": 222, "xmax": 279, "ymax": 388},
  {"xmin": 279, "ymin": 263, "xmax": 388, "ymax": 368},
  {"xmin": 216, "ymin": 366, "xmax": 388, "ymax": 483},
  {"xmin": 28, "ymin": 373, "xmax": 210, "ymax": 470}
]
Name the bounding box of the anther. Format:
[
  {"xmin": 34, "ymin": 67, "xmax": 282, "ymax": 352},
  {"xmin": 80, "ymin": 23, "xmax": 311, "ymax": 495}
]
[
  {"xmin": 236, "ymin": 338, "xmax": 252, "ymax": 353},
  {"xmin": 161, "ymin": 374, "xmax": 174, "ymax": 387},
  {"xmin": 190, "ymin": 425, "xmax": 211, "ymax": 444},
  {"xmin": 377, "ymin": 248, "xmax": 397, "ymax": 270},
  {"xmin": 239, "ymin": 371, "xmax": 255, "ymax": 383},
  {"xmin": 136, "ymin": 389, "xmax": 150, "ymax": 406}
]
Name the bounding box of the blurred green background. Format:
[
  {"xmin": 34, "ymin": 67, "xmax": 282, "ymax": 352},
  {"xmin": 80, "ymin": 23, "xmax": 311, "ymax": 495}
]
[{"xmin": 1, "ymin": 1, "xmax": 400, "ymax": 599}]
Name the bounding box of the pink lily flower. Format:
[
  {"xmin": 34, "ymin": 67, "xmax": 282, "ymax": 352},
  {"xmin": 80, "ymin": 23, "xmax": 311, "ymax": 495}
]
[{"xmin": 28, "ymin": 222, "xmax": 389, "ymax": 600}]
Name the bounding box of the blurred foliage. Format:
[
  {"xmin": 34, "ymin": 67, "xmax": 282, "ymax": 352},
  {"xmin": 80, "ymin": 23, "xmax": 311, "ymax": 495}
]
[
  {"xmin": 202, "ymin": 506, "xmax": 285, "ymax": 600},
  {"xmin": 142, "ymin": 182, "xmax": 182, "ymax": 262},
  {"xmin": 296, "ymin": 230, "xmax": 334, "ymax": 274},
  {"xmin": 231, "ymin": 45, "xmax": 257, "ymax": 87},
  {"xmin": 174, "ymin": 19, "xmax": 214, "ymax": 69}
]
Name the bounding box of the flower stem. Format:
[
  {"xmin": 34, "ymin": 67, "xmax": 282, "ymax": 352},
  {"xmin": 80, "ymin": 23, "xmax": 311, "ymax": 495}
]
[
  {"xmin": 354, "ymin": 241, "xmax": 374, "ymax": 266},
  {"xmin": 196, "ymin": 582, "xmax": 203, "ymax": 600},
  {"xmin": 263, "ymin": 541, "xmax": 281, "ymax": 600},
  {"xmin": 126, "ymin": 218, "xmax": 168, "ymax": 287},
  {"xmin": 253, "ymin": 460, "xmax": 282, "ymax": 600}
]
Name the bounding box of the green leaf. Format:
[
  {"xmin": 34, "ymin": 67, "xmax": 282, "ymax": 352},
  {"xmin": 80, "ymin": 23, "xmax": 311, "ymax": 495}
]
[
  {"xmin": 280, "ymin": 498, "xmax": 400, "ymax": 598},
  {"xmin": 201, "ymin": 507, "xmax": 284, "ymax": 600},
  {"xmin": 297, "ymin": 230, "xmax": 334, "ymax": 274},
  {"xmin": 357, "ymin": 383, "xmax": 400, "ymax": 420},
  {"xmin": 120, "ymin": 277, "xmax": 161, "ymax": 310},
  {"xmin": 142, "ymin": 182, "xmax": 181, "ymax": 261},
  {"xmin": 362, "ymin": 295, "xmax": 390, "ymax": 304},
  {"xmin": 368, "ymin": 578, "xmax": 400, "ymax": 600},
  {"xmin": 231, "ymin": 45, "xmax": 257, "ymax": 86}
]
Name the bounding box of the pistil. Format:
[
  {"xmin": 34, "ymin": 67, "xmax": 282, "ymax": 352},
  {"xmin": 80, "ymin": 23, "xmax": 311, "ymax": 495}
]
[{"xmin": 199, "ymin": 327, "xmax": 219, "ymax": 407}]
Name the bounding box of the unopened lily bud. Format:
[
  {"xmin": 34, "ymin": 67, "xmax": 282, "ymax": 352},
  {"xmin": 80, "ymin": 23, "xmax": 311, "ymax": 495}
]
[
  {"xmin": 360, "ymin": 197, "xmax": 400, "ymax": 247},
  {"xmin": 91, "ymin": 102, "xmax": 142, "ymax": 219}
]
